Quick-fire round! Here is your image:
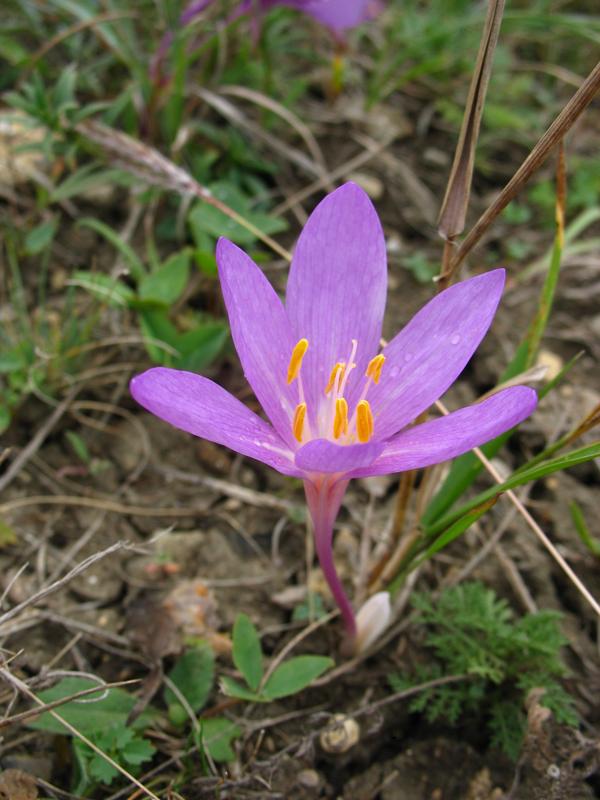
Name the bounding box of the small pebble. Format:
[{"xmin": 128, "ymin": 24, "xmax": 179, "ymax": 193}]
[
  {"xmin": 320, "ymin": 714, "xmax": 360, "ymax": 753},
  {"xmin": 297, "ymin": 768, "xmax": 320, "ymax": 788}
]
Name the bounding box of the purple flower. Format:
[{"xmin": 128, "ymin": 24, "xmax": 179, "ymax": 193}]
[
  {"xmin": 256, "ymin": 0, "xmax": 380, "ymax": 32},
  {"xmin": 130, "ymin": 183, "xmax": 537, "ymax": 646},
  {"xmin": 150, "ymin": 0, "xmax": 380, "ymax": 86}
]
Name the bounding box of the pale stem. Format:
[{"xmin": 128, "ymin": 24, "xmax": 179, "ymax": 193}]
[{"xmin": 304, "ymin": 477, "xmax": 356, "ymax": 638}]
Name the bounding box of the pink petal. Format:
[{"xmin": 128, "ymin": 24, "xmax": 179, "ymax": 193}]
[
  {"xmin": 370, "ymin": 269, "xmax": 507, "ymax": 439},
  {"xmin": 286, "ymin": 183, "xmax": 387, "ymax": 419},
  {"xmin": 285, "ymin": 0, "xmax": 375, "ymax": 30},
  {"xmin": 350, "ymin": 386, "xmax": 537, "ymax": 477},
  {"xmin": 130, "ymin": 367, "xmax": 300, "ymax": 476},
  {"xmin": 295, "ymin": 438, "xmax": 384, "ymax": 473},
  {"xmin": 217, "ymin": 238, "xmax": 298, "ymax": 447}
]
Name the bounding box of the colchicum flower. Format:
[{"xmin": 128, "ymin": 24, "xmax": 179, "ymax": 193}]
[
  {"xmin": 253, "ymin": 0, "xmax": 380, "ymax": 33},
  {"xmin": 151, "ymin": 1, "xmax": 380, "ymax": 87},
  {"xmin": 131, "ymin": 184, "xmax": 537, "ymax": 649}
]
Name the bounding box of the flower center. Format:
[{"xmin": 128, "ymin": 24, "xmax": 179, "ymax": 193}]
[{"xmin": 286, "ymin": 338, "xmax": 384, "ymax": 446}]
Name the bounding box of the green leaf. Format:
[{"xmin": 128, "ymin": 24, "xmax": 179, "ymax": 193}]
[
  {"xmin": 188, "ymin": 182, "xmax": 287, "ymax": 247},
  {"xmin": 24, "ymin": 218, "xmax": 57, "ymax": 255},
  {"xmin": 88, "ymin": 753, "xmax": 119, "ymax": 785},
  {"xmin": 427, "ymin": 441, "xmax": 600, "ymax": 538},
  {"xmin": 68, "ymin": 270, "xmax": 135, "ymax": 308},
  {"xmin": 488, "ymin": 702, "xmax": 525, "ymax": 761},
  {"xmin": 138, "ymin": 250, "xmax": 190, "ymax": 305},
  {"xmin": 390, "ymin": 498, "xmax": 497, "ymax": 590},
  {"xmin": 77, "ymin": 218, "xmax": 145, "ymax": 281},
  {"xmin": 50, "ymin": 167, "xmax": 127, "ymax": 202},
  {"xmin": 164, "ymin": 644, "xmax": 215, "ymax": 717},
  {"xmin": 65, "ymin": 431, "xmax": 91, "ymax": 464},
  {"xmin": 232, "ymin": 614, "xmax": 263, "ymax": 691},
  {"xmin": 121, "ymin": 736, "xmax": 156, "ymax": 766},
  {"xmin": 219, "ymin": 676, "xmax": 262, "ymax": 702},
  {"xmin": 200, "ymin": 718, "xmax": 241, "ymax": 762},
  {"xmin": 174, "ymin": 322, "xmax": 228, "ymax": 371},
  {"xmin": 570, "ymin": 501, "xmax": 600, "ymax": 557},
  {"xmin": 0, "ymin": 405, "xmax": 10, "ymax": 434},
  {"xmin": 138, "ymin": 309, "xmax": 180, "ymax": 363},
  {"xmin": 262, "ymin": 655, "xmax": 334, "ymax": 700},
  {"xmin": 0, "ymin": 35, "xmax": 29, "ymax": 64},
  {"xmin": 72, "ymin": 738, "xmax": 92, "ymax": 795},
  {"xmin": 27, "ymin": 678, "xmax": 155, "ymax": 735}
]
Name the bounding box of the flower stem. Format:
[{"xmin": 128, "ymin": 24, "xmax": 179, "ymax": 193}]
[{"xmin": 304, "ymin": 478, "xmax": 356, "ymax": 639}]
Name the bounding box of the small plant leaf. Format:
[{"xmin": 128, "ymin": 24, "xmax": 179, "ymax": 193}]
[
  {"xmin": 138, "ymin": 249, "xmax": 190, "ymax": 305},
  {"xmin": 28, "ymin": 678, "xmax": 156, "ymax": 734},
  {"xmin": 51, "ymin": 167, "xmax": 127, "ymax": 202},
  {"xmin": 200, "ymin": 718, "xmax": 242, "ymax": 762},
  {"xmin": 121, "ymin": 735, "xmax": 156, "ymax": 766},
  {"xmin": 219, "ymin": 675, "xmax": 262, "ymax": 702},
  {"xmin": 88, "ymin": 752, "xmax": 119, "ymax": 785},
  {"xmin": 68, "ymin": 270, "xmax": 135, "ymax": 309},
  {"xmin": 164, "ymin": 643, "xmax": 215, "ymax": 717},
  {"xmin": 78, "ymin": 218, "xmax": 145, "ymax": 280},
  {"xmin": 24, "ymin": 218, "xmax": 57, "ymax": 254},
  {"xmin": 232, "ymin": 614, "xmax": 263, "ymax": 692},
  {"xmin": 174, "ymin": 321, "xmax": 228, "ymax": 372},
  {"xmin": 262, "ymin": 655, "xmax": 334, "ymax": 700}
]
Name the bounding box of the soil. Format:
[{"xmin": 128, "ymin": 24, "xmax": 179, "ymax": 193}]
[{"xmin": 1, "ymin": 56, "xmax": 600, "ymax": 800}]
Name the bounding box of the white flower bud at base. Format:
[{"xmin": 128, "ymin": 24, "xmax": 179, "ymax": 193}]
[{"xmin": 353, "ymin": 591, "xmax": 391, "ymax": 654}]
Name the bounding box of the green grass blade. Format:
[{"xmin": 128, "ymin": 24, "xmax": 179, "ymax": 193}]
[
  {"xmin": 569, "ymin": 501, "xmax": 600, "ymax": 558},
  {"xmin": 426, "ymin": 441, "xmax": 600, "ymax": 538},
  {"xmin": 78, "ymin": 217, "xmax": 145, "ymax": 281}
]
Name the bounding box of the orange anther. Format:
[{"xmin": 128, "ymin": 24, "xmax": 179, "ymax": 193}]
[
  {"xmin": 333, "ymin": 397, "xmax": 349, "ymax": 439},
  {"xmin": 287, "ymin": 339, "xmax": 309, "ymax": 384},
  {"xmin": 292, "ymin": 403, "xmax": 307, "ymax": 442},
  {"xmin": 325, "ymin": 362, "xmax": 346, "ymax": 395},
  {"xmin": 356, "ymin": 400, "xmax": 374, "ymax": 443},
  {"xmin": 366, "ymin": 354, "xmax": 385, "ymax": 384}
]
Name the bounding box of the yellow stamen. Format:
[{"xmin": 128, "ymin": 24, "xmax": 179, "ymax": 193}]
[
  {"xmin": 292, "ymin": 402, "xmax": 307, "ymax": 442},
  {"xmin": 366, "ymin": 354, "xmax": 385, "ymax": 384},
  {"xmin": 356, "ymin": 400, "xmax": 374, "ymax": 443},
  {"xmin": 333, "ymin": 397, "xmax": 349, "ymax": 439},
  {"xmin": 287, "ymin": 338, "xmax": 309, "ymax": 384},
  {"xmin": 325, "ymin": 362, "xmax": 346, "ymax": 395}
]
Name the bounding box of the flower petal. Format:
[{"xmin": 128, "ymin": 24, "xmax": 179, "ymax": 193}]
[
  {"xmin": 217, "ymin": 237, "xmax": 298, "ymax": 446},
  {"xmin": 130, "ymin": 367, "xmax": 301, "ymax": 476},
  {"xmin": 350, "ymin": 386, "xmax": 537, "ymax": 477},
  {"xmin": 370, "ymin": 269, "xmax": 507, "ymax": 439},
  {"xmin": 287, "ymin": 0, "xmax": 374, "ymax": 30},
  {"xmin": 295, "ymin": 438, "xmax": 384, "ymax": 474},
  {"xmin": 286, "ymin": 183, "xmax": 387, "ymax": 417}
]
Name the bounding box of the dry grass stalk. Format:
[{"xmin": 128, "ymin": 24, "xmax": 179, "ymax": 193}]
[
  {"xmin": 438, "ymin": 0, "xmax": 506, "ymax": 286},
  {"xmin": 76, "ymin": 119, "xmax": 292, "ymax": 261},
  {"xmin": 0, "ymin": 542, "xmax": 129, "ymax": 628},
  {"xmin": 447, "ymin": 59, "xmax": 600, "ymax": 279}
]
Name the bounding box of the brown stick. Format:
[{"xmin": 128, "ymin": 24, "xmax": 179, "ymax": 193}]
[
  {"xmin": 446, "ymin": 60, "xmax": 600, "ymax": 281},
  {"xmin": 438, "ymin": 0, "xmax": 506, "ymax": 243}
]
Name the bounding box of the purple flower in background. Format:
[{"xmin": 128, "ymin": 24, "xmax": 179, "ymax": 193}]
[
  {"xmin": 151, "ymin": 0, "xmax": 381, "ymax": 87},
  {"xmin": 130, "ymin": 183, "xmax": 537, "ymax": 647},
  {"xmin": 254, "ymin": 0, "xmax": 381, "ymax": 32}
]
